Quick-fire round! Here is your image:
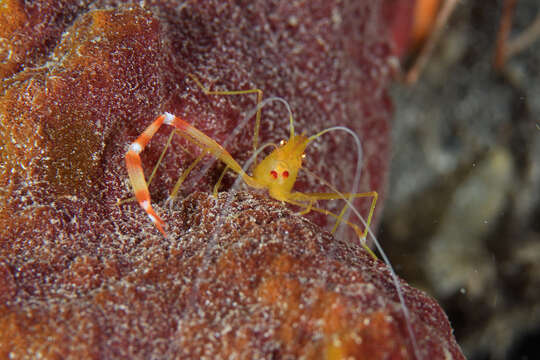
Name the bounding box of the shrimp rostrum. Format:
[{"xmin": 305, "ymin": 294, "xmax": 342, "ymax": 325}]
[{"xmin": 125, "ymin": 75, "xmax": 378, "ymax": 256}]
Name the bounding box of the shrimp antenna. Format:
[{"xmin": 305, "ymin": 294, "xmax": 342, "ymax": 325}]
[
  {"xmin": 304, "ymin": 126, "xmax": 421, "ymax": 360},
  {"xmin": 307, "ymin": 126, "xmax": 363, "ymax": 240},
  {"xmin": 347, "ymin": 187, "xmax": 421, "ymax": 359}
]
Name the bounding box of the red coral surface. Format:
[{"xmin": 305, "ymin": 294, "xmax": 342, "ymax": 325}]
[{"xmin": 0, "ymin": 1, "xmax": 464, "ymax": 358}]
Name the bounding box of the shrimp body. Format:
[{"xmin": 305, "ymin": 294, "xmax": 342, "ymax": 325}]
[
  {"xmin": 123, "ymin": 77, "xmax": 422, "ymax": 358},
  {"xmin": 124, "ymin": 75, "xmax": 377, "ymax": 245},
  {"xmin": 252, "ymin": 134, "xmax": 309, "ymax": 201}
]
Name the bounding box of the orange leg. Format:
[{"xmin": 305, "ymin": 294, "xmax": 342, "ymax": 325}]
[
  {"xmin": 125, "ymin": 114, "xmax": 174, "ymax": 236},
  {"xmin": 126, "ymin": 112, "xmax": 261, "ymax": 236}
]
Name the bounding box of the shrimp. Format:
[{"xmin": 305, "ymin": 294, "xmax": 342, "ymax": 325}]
[
  {"xmin": 124, "ymin": 76, "xmax": 421, "ymax": 358},
  {"xmin": 125, "ymin": 75, "xmax": 378, "ymax": 256}
]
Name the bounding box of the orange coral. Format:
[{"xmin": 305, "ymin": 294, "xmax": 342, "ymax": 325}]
[{"xmin": 0, "ymin": 7, "xmax": 164, "ymax": 233}]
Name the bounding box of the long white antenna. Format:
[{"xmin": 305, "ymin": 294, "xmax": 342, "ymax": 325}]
[{"xmin": 306, "ymin": 126, "xmax": 422, "ymax": 359}]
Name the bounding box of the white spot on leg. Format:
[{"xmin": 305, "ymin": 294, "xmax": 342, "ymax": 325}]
[
  {"xmin": 163, "ymin": 112, "xmax": 175, "ymax": 125},
  {"xmin": 129, "ymin": 142, "xmax": 142, "ymax": 154},
  {"xmin": 148, "ymin": 213, "xmax": 157, "ymax": 224},
  {"xmin": 141, "ymin": 200, "xmax": 150, "ymax": 210}
]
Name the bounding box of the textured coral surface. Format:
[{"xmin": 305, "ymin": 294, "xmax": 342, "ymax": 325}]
[
  {"xmin": 0, "ymin": 0, "xmax": 463, "ymax": 358},
  {"xmin": 1, "ymin": 191, "xmax": 464, "ymax": 359}
]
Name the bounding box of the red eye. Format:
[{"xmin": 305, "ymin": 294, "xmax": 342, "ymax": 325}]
[
  {"xmin": 270, "ymin": 170, "xmax": 278, "ymax": 179},
  {"xmin": 282, "ymin": 171, "xmax": 289, "ymax": 178}
]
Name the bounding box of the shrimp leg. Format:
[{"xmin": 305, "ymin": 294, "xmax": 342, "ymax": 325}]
[
  {"xmin": 188, "ymin": 74, "xmax": 263, "ymax": 157},
  {"xmin": 288, "ymin": 191, "xmax": 378, "ymax": 243},
  {"xmin": 285, "ymin": 193, "xmax": 378, "ymax": 259},
  {"xmin": 126, "ymin": 113, "xmax": 263, "ymax": 236},
  {"xmin": 188, "ymin": 74, "xmax": 265, "ymax": 193}
]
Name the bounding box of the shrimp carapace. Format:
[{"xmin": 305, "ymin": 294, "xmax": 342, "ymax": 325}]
[{"xmin": 252, "ymin": 134, "xmax": 309, "ymax": 200}]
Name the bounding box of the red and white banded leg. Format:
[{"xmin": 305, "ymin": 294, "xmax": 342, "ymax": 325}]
[
  {"xmin": 125, "ymin": 113, "xmax": 178, "ymax": 236},
  {"xmin": 126, "ymin": 112, "xmax": 250, "ymax": 236}
]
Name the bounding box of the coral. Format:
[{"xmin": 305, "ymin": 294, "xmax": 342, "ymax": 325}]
[
  {"xmin": 0, "ymin": 0, "xmax": 464, "ymax": 358},
  {"xmin": 1, "ymin": 192, "xmax": 464, "ymax": 359},
  {"xmin": 0, "ymin": 5, "xmax": 164, "ymax": 231},
  {"xmin": 0, "ymin": 0, "xmax": 93, "ymax": 79}
]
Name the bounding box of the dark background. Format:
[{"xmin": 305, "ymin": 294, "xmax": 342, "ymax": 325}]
[{"xmin": 383, "ymin": 0, "xmax": 540, "ymax": 359}]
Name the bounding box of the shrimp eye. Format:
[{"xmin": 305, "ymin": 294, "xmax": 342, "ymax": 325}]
[
  {"xmin": 270, "ymin": 170, "xmax": 278, "ymax": 179},
  {"xmin": 282, "ymin": 170, "xmax": 289, "ymax": 178}
]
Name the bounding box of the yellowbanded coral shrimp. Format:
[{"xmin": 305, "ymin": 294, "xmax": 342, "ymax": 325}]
[
  {"xmin": 123, "ymin": 75, "xmax": 421, "ymax": 359},
  {"xmin": 125, "ymin": 74, "xmax": 378, "ymax": 253}
]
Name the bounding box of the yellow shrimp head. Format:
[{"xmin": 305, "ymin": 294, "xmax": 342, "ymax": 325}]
[{"xmin": 253, "ymin": 134, "xmax": 309, "ymax": 200}]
